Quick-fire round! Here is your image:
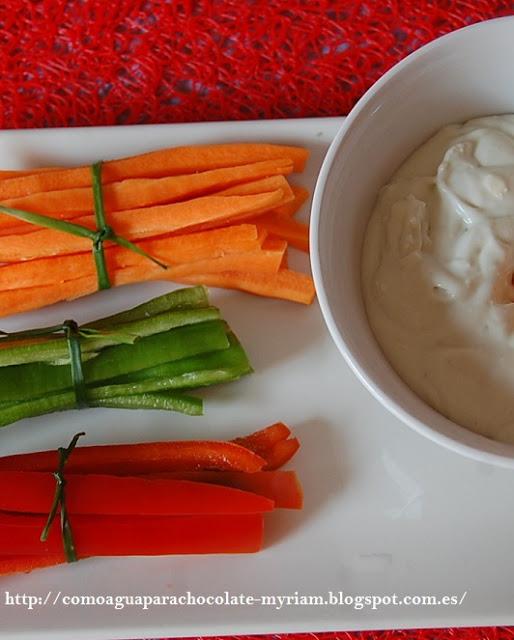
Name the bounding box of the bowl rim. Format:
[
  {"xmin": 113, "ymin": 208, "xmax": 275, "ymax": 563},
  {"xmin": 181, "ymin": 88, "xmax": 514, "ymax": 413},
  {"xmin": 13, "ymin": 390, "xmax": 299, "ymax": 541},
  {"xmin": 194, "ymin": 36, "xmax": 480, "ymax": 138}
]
[{"xmin": 310, "ymin": 15, "xmax": 514, "ymax": 469}]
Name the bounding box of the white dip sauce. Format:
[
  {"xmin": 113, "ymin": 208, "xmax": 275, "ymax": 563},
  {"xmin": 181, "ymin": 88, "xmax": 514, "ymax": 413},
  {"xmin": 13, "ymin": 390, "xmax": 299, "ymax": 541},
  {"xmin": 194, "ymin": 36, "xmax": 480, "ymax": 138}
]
[{"xmin": 362, "ymin": 115, "xmax": 514, "ymax": 444}]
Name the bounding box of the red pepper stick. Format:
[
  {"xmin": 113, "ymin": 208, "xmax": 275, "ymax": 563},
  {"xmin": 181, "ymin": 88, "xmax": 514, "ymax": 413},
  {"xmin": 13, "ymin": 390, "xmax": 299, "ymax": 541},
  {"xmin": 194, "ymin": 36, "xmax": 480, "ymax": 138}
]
[
  {"xmin": 264, "ymin": 438, "xmax": 301, "ymax": 470},
  {"xmin": 0, "ymin": 554, "xmax": 66, "ymax": 576},
  {"xmin": 0, "ymin": 440, "xmax": 266, "ymax": 474},
  {"xmin": 0, "ymin": 473, "xmax": 274, "ymax": 516},
  {"xmin": 232, "ymin": 422, "xmax": 291, "ymax": 455},
  {"xmin": 0, "ymin": 513, "xmax": 265, "ymax": 556},
  {"xmin": 147, "ymin": 470, "xmax": 303, "ymax": 509},
  {"xmin": 232, "ymin": 423, "xmax": 300, "ymax": 469}
]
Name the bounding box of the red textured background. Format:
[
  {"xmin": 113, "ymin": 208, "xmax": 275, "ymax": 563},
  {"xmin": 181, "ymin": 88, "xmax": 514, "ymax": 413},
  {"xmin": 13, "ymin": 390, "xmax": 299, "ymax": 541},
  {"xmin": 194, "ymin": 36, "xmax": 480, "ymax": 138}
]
[
  {"xmin": 1, "ymin": 0, "xmax": 514, "ymax": 129},
  {"xmin": 4, "ymin": 1, "xmax": 514, "ymax": 639},
  {"xmin": 172, "ymin": 631, "xmax": 514, "ymax": 640}
]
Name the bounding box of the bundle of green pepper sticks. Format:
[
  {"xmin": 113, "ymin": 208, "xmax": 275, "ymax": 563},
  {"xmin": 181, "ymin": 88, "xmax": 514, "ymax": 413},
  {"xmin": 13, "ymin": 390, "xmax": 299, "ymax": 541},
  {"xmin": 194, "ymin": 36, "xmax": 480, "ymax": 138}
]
[{"xmin": 0, "ymin": 286, "xmax": 252, "ymax": 427}]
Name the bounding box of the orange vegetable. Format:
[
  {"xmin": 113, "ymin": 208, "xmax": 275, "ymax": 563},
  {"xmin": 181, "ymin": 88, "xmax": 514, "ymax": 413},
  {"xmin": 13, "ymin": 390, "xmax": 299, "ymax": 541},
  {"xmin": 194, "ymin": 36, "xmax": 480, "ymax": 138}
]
[
  {"xmin": 0, "ymin": 190, "xmax": 287, "ymax": 262},
  {"xmin": 0, "ymin": 142, "xmax": 313, "ymax": 308},
  {"xmin": 216, "ymin": 175, "xmax": 291, "ymax": 197},
  {"xmin": 0, "ymin": 143, "xmax": 308, "ymax": 199},
  {"xmin": 115, "ymin": 243, "xmax": 287, "ymax": 284},
  {"xmin": 0, "ymin": 246, "xmax": 288, "ymax": 316},
  {"xmin": 0, "ymin": 159, "xmax": 293, "ymax": 222},
  {"xmin": 0, "ymin": 224, "xmax": 262, "ymax": 291},
  {"xmin": 175, "ymin": 185, "xmax": 295, "ymax": 236},
  {"xmin": 0, "ymin": 279, "xmax": 99, "ymax": 317},
  {"xmin": 176, "ymin": 268, "xmax": 316, "ymax": 305},
  {"xmin": 275, "ymin": 185, "xmax": 310, "ymax": 217},
  {"xmin": 0, "ymin": 167, "xmax": 57, "ymax": 179},
  {"xmin": 0, "ymin": 260, "xmax": 313, "ymax": 317},
  {"xmin": 217, "ymin": 179, "xmax": 307, "ymax": 218},
  {"xmin": 256, "ymin": 213, "xmax": 309, "ymax": 252}
]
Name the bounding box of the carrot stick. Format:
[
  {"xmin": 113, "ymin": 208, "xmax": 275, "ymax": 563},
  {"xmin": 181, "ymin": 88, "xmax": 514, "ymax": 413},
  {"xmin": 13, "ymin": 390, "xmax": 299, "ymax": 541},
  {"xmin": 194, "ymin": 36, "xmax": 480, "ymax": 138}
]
[
  {"xmin": 0, "ymin": 512, "xmax": 265, "ymax": 556},
  {"xmin": 114, "ymin": 246, "xmax": 286, "ymax": 286},
  {"xmin": 169, "ymin": 190, "xmax": 296, "ymax": 238},
  {"xmin": 0, "ymin": 440, "xmax": 267, "ymax": 474},
  {"xmin": 216, "ymin": 175, "xmax": 291, "ymax": 197},
  {"xmin": 0, "ymin": 247, "xmax": 287, "ymax": 315},
  {"xmin": 175, "ymin": 269, "xmax": 316, "ymax": 305},
  {"xmin": 211, "ymin": 175, "xmax": 295, "ymax": 208},
  {"xmin": 0, "ymin": 182, "xmax": 295, "ymax": 247},
  {"xmin": 256, "ymin": 213, "xmax": 309, "ymax": 252},
  {"xmin": 138, "ymin": 224, "xmax": 263, "ymax": 262},
  {"xmin": 0, "ymin": 167, "xmax": 57, "ymax": 179},
  {"xmin": 0, "ymin": 473, "xmax": 274, "ymax": 516},
  {"xmin": 0, "ymin": 280, "xmax": 99, "ymax": 317},
  {"xmin": 261, "ymin": 236, "xmax": 288, "ymax": 252},
  {"xmin": 275, "ymin": 185, "xmax": 310, "ymax": 217},
  {"xmin": 0, "ymin": 159, "xmax": 293, "ymax": 221},
  {"xmin": 0, "ymin": 191, "xmax": 286, "ymax": 262},
  {"xmin": 0, "ymin": 224, "xmax": 262, "ymax": 291},
  {"xmin": 0, "ymin": 178, "xmax": 294, "ymax": 239},
  {"xmin": 147, "ymin": 470, "xmax": 303, "ymax": 509},
  {"xmin": 220, "ymin": 181, "xmax": 309, "ymax": 218},
  {"xmin": 257, "ymin": 226, "xmax": 269, "ymax": 245},
  {"xmin": 0, "ymin": 143, "xmax": 308, "ymax": 199}
]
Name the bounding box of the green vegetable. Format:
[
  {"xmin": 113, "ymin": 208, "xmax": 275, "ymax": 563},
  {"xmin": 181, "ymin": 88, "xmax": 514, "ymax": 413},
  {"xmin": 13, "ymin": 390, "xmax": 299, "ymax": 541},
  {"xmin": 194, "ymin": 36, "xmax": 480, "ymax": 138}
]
[
  {"xmin": 0, "ymin": 287, "xmax": 251, "ymax": 428},
  {"xmin": 0, "ymin": 390, "xmax": 202, "ymax": 427},
  {"xmin": 120, "ymin": 331, "xmax": 252, "ymax": 385},
  {"xmin": 0, "ymin": 307, "xmax": 221, "ymax": 367},
  {"xmin": 89, "ymin": 285, "xmax": 210, "ymax": 327}
]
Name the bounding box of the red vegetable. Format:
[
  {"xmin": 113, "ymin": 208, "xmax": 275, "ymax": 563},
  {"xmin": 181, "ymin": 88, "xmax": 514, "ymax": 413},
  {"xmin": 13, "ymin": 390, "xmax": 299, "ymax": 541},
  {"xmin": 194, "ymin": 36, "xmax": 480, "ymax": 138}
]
[
  {"xmin": 0, "ymin": 426, "xmax": 304, "ymax": 576},
  {"xmin": 0, "ymin": 512, "xmax": 264, "ymax": 556},
  {"xmin": 0, "ymin": 473, "xmax": 274, "ymax": 516},
  {"xmin": 232, "ymin": 423, "xmax": 300, "ymax": 469},
  {"xmin": 0, "ymin": 554, "xmax": 66, "ymax": 576},
  {"xmin": 232, "ymin": 422, "xmax": 291, "ymax": 455},
  {"xmin": 265, "ymin": 438, "xmax": 301, "ymax": 471},
  {"xmin": 147, "ymin": 470, "xmax": 303, "ymax": 509},
  {"xmin": 0, "ymin": 440, "xmax": 267, "ymax": 475}
]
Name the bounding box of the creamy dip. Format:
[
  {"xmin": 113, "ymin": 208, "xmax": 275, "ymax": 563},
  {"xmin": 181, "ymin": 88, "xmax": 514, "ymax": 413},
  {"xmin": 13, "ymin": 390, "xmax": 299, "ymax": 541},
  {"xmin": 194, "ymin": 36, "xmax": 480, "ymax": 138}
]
[{"xmin": 362, "ymin": 115, "xmax": 514, "ymax": 445}]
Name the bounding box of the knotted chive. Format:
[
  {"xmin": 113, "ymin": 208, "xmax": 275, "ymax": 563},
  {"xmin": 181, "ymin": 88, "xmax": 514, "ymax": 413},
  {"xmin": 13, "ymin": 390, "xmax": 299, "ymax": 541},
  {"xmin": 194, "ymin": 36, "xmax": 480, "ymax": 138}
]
[
  {"xmin": 40, "ymin": 432, "xmax": 85, "ymax": 563},
  {"xmin": 0, "ymin": 160, "xmax": 167, "ymax": 291}
]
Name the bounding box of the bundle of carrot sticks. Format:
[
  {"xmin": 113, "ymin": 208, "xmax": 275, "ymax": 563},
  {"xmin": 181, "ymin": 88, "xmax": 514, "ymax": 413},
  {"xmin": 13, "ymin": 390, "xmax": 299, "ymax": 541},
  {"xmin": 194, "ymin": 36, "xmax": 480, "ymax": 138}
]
[
  {"xmin": 0, "ymin": 143, "xmax": 314, "ymax": 317},
  {"xmin": 0, "ymin": 423, "xmax": 302, "ymax": 575}
]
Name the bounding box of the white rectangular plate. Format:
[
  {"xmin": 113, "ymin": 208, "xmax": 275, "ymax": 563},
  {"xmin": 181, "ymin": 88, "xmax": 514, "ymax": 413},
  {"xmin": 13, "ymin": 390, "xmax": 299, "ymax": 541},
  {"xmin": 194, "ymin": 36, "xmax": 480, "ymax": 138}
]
[{"xmin": 0, "ymin": 118, "xmax": 513, "ymax": 640}]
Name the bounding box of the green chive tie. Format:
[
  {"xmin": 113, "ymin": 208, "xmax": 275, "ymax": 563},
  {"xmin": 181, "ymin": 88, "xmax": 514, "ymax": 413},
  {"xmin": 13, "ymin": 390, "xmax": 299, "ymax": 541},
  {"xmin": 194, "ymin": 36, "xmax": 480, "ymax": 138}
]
[{"xmin": 40, "ymin": 432, "xmax": 86, "ymax": 563}]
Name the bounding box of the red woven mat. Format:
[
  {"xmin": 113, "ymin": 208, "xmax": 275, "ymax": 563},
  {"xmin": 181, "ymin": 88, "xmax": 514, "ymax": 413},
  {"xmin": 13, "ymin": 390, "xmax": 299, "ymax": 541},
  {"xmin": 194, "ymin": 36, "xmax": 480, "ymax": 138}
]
[
  {"xmin": 1, "ymin": 0, "xmax": 513, "ymax": 129},
  {"xmin": 3, "ymin": 1, "xmax": 513, "ymax": 638},
  {"xmin": 170, "ymin": 631, "xmax": 514, "ymax": 640}
]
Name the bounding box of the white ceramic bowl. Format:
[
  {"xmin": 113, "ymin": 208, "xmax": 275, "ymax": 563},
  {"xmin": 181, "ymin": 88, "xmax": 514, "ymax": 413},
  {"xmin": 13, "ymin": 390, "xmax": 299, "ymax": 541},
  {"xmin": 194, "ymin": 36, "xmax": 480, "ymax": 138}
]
[{"xmin": 311, "ymin": 16, "xmax": 514, "ymax": 468}]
